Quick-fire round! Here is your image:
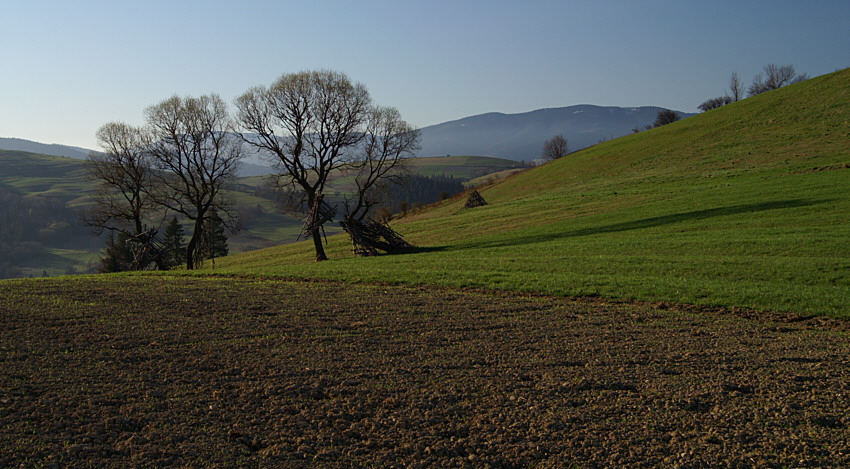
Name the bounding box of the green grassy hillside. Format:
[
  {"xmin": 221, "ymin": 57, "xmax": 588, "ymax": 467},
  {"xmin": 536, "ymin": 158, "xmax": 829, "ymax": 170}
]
[
  {"xmin": 212, "ymin": 68, "xmax": 850, "ymax": 317},
  {"xmin": 0, "ymin": 151, "xmax": 90, "ymax": 206}
]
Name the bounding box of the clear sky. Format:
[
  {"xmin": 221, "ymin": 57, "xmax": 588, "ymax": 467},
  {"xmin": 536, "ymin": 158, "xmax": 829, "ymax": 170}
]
[{"xmin": 1, "ymin": 0, "xmax": 847, "ymax": 150}]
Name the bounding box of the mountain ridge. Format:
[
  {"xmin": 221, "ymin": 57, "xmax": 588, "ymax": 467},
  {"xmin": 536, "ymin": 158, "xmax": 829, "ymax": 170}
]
[
  {"xmin": 416, "ymin": 104, "xmax": 697, "ymax": 161},
  {"xmin": 0, "ymin": 137, "xmax": 91, "ymax": 160}
]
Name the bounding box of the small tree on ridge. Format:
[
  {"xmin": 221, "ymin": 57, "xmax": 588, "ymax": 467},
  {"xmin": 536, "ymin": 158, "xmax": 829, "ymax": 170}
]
[{"xmin": 542, "ymin": 134, "xmax": 568, "ymax": 160}]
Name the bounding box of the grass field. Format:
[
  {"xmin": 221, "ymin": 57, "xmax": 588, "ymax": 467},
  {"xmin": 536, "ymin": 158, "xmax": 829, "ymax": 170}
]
[{"xmin": 212, "ymin": 68, "xmax": 850, "ymax": 317}]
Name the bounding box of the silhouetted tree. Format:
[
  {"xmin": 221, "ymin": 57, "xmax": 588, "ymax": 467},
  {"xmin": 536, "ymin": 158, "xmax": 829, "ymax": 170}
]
[
  {"xmin": 344, "ymin": 106, "xmax": 421, "ymax": 222},
  {"xmin": 653, "ymin": 109, "xmax": 681, "ymax": 127},
  {"xmin": 791, "ymin": 73, "xmax": 810, "ymax": 84},
  {"xmin": 145, "ymin": 94, "xmax": 244, "ymax": 269},
  {"xmin": 542, "ymin": 134, "xmax": 569, "ymax": 160},
  {"xmin": 235, "ymin": 70, "xmax": 417, "ymax": 261},
  {"xmin": 197, "ymin": 209, "xmax": 228, "ymax": 265},
  {"xmin": 698, "ymin": 96, "xmax": 732, "ymax": 112},
  {"xmin": 729, "ymin": 72, "xmax": 743, "ymax": 102},
  {"xmin": 160, "ymin": 216, "xmax": 185, "ymax": 269},
  {"xmin": 97, "ymin": 232, "xmax": 133, "ymax": 273},
  {"xmin": 749, "ymin": 64, "xmax": 799, "ymax": 96},
  {"xmin": 82, "ymin": 122, "xmax": 158, "ymax": 237}
]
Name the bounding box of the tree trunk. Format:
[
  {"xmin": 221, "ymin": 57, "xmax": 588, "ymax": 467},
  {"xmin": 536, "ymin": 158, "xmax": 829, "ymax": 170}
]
[
  {"xmin": 185, "ymin": 218, "xmax": 204, "ymax": 270},
  {"xmin": 312, "ymin": 229, "xmax": 327, "ymax": 262},
  {"xmin": 185, "ymin": 235, "xmax": 196, "ymax": 270}
]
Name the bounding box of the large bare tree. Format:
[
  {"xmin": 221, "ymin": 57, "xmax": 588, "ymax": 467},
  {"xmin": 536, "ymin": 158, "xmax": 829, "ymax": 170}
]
[
  {"xmin": 145, "ymin": 94, "xmax": 243, "ymax": 269},
  {"xmin": 344, "ymin": 105, "xmax": 420, "ymax": 222},
  {"xmin": 749, "ymin": 64, "xmax": 799, "ymax": 96},
  {"xmin": 82, "ymin": 122, "xmax": 158, "ymax": 236},
  {"xmin": 235, "ymin": 70, "xmax": 418, "ymax": 261}
]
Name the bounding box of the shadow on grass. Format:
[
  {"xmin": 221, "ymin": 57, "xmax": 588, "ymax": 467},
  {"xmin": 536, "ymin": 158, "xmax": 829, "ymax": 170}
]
[
  {"xmin": 394, "ymin": 246, "xmax": 448, "ymax": 256},
  {"xmin": 453, "ymin": 198, "xmax": 828, "ymax": 251}
]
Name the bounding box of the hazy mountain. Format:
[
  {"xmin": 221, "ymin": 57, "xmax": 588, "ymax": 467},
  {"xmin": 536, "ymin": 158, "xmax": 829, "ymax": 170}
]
[
  {"xmin": 416, "ymin": 105, "xmax": 696, "ymax": 161},
  {"xmin": 0, "ymin": 137, "xmax": 91, "ymax": 160},
  {"xmin": 0, "ymin": 137, "xmax": 275, "ymax": 177}
]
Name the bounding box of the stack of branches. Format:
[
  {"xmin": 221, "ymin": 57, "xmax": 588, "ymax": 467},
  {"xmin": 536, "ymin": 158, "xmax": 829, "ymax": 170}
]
[
  {"xmin": 464, "ymin": 190, "xmax": 488, "ymax": 208},
  {"xmin": 299, "ymin": 194, "xmax": 337, "ymax": 241},
  {"xmin": 340, "ymin": 216, "xmax": 413, "ymax": 257},
  {"xmin": 127, "ymin": 229, "xmax": 166, "ymax": 270}
]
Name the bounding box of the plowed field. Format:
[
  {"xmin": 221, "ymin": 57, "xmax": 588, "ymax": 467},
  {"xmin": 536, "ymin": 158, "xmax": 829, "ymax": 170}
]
[{"xmin": 1, "ymin": 276, "xmax": 848, "ymax": 467}]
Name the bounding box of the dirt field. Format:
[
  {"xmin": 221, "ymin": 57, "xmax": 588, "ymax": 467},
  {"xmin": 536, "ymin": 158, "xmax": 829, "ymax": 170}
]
[{"xmin": 1, "ymin": 276, "xmax": 849, "ymax": 467}]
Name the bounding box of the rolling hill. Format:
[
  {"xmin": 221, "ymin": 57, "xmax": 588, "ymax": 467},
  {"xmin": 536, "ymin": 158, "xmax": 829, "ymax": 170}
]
[
  {"xmin": 213, "ymin": 68, "xmax": 850, "ymax": 317},
  {"xmin": 0, "ymin": 150, "xmax": 516, "ymax": 277}
]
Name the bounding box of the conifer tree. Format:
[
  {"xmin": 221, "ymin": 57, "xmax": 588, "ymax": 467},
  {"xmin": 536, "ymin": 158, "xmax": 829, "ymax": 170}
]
[
  {"xmin": 161, "ymin": 216, "xmax": 186, "ymax": 269},
  {"xmin": 97, "ymin": 232, "xmax": 133, "ymax": 273},
  {"xmin": 193, "ymin": 210, "xmax": 229, "ymax": 267},
  {"xmin": 204, "ymin": 210, "xmax": 229, "ymax": 261}
]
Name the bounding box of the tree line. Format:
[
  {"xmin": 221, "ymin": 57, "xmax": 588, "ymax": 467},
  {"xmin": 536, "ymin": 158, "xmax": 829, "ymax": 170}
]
[
  {"xmin": 0, "ymin": 186, "xmax": 96, "ymax": 278},
  {"xmin": 373, "ymin": 174, "xmax": 466, "ymax": 220},
  {"xmin": 698, "ymin": 63, "xmax": 808, "ymax": 112},
  {"xmin": 86, "ymin": 69, "xmax": 420, "ymax": 267}
]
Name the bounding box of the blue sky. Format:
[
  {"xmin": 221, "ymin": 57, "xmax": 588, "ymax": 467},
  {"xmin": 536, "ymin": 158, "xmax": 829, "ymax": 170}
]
[{"xmin": 1, "ymin": 0, "xmax": 847, "ymax": 150}]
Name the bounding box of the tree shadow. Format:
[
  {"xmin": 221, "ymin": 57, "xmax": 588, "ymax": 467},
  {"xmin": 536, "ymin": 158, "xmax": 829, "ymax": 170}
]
[
  {"xmin": 395, "ymin": 246, "xmax": 448, "ymax": 256},
  {"xmin": 454, "ymin": 198, "xmax": 827, "ymax": 251}
]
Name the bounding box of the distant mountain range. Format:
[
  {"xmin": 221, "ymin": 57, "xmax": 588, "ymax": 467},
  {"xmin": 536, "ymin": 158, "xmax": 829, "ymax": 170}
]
[
  {"xmin": 416, "ymin": 105, "xmax": 696, "ymax": 161},
  {"xmin": 1, "ymin": 104, "xmax": 695, "ymax": 169},
  {"xmin": 0, "ymin": 137, "xmax": 91, "ymax": 160},
  {"xmin": 0, "ymin": 137, "xmax": 275, "ymax": 177}
]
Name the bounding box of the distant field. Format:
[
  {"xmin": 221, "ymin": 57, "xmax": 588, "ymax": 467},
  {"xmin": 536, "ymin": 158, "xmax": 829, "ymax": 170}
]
[
  {"xmin": 0, "ymin": 151, "xmax": 90, "ymax": 205},
  {"xmin": 214, "ymin": 69, "xmax": 850, "ymax": 317}
]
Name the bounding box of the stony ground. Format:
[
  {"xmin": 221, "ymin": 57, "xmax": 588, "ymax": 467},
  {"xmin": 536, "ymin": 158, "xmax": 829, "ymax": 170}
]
[{"xmin": 1, "ymin": 276, "xmax": 848, "ymax": 468}]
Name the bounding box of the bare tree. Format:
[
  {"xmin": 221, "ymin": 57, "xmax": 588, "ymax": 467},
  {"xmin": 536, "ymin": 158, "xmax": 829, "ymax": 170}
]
[
  {"xmin": 698, "ymin": 95, "xmax": 732, "ymax": 112},
  {"xmin": 542, "ymin": 134, "xmax": 568, "ymax": 160},
  {"xmin": 791, "ymin": 73, "xmax": 810, "ymax": 84},
  {"xmin": 749, "ymin": 63, "xmax": 799, "ymax": 96},
  {"xmin": 345, "ymin": 105, "xmax": 420, "ymax": 222},
  {"xmin": 235, "ymin": 70, "xmax": 414, "ymax": 261},
  {"xmin": 653, "ymin": 109, "xmax": 681, "ymax": 127},
  {"xmin": 82, "ymin": 122, "xmax": 158, "ymax": 236},
  {"xmin": 729, "ymin": 72, "xmax": 743, "ymax": 102},
  {"xmin": 145, "ymin": 94, "xmax": 243, "ymax": 269}
]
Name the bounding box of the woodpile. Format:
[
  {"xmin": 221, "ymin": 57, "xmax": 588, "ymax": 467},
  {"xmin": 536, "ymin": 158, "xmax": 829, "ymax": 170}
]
[
  {"xmin": 127, "ymin": 229, "xmax": 166, "ymax": 270},
  {"xmin": 464, "ymin": 190, "xmax": 488, "ymax": 208},
  {"xmin": 340, "ymin": 216, "xmax": 413, "ymax": 257}
]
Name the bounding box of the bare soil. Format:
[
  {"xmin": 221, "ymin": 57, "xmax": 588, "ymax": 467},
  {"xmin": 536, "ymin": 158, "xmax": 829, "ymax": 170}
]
[{"xmin": 1, "ymin": 276, "xmax": 849, "ymax": 468}]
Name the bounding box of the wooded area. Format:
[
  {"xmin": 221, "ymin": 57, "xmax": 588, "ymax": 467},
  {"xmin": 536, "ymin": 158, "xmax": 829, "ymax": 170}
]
[{"xmin": 0, "ymin": 186, "xmax": 98, "ymax": 278}]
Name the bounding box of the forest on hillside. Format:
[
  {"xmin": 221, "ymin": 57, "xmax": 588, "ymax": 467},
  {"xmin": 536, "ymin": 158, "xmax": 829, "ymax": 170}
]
[{"xmin": 0, "ymin": 186, "xmax": 99, "ymax": 278}]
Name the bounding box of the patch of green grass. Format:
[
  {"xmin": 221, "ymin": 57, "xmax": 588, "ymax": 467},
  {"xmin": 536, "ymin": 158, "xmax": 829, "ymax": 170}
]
[{"xmin": 212, "ymin": 69, "xmax": 850, "ymax": 317}]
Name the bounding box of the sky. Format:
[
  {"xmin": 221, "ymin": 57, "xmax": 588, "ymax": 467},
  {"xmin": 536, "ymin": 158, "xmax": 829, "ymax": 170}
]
[{"xmin": 1, "ymin": 0, "xmax": 848, "ymax": 150}]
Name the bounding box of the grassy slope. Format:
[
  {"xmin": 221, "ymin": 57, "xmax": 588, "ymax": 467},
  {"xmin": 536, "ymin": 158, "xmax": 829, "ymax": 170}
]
[
  {"xmin": 0, "ymin": 151, "xmax": 90, "ymax": 206},
  {"xmin": 213, "ymin": 69, "xmax": 850, "ymax": 317}
]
